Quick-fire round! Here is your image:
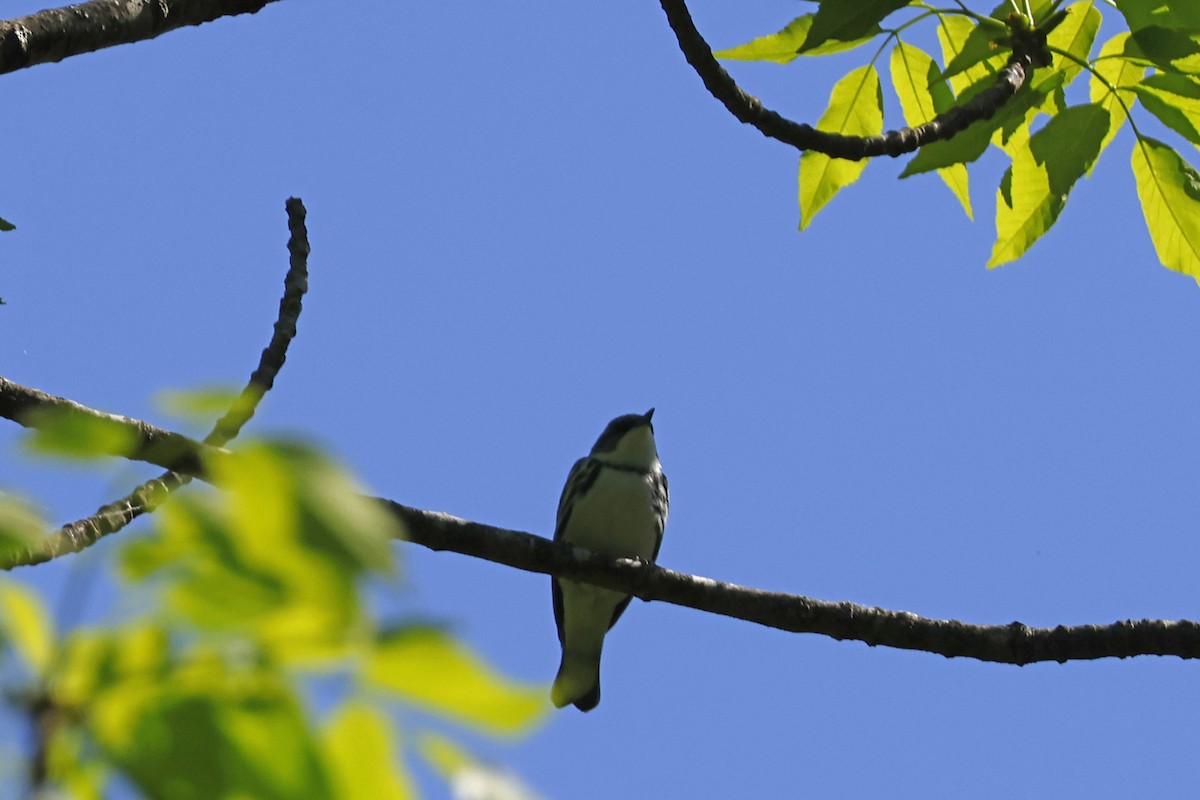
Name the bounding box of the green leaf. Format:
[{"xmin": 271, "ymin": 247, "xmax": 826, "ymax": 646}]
[
  {"xmin": 0, "ymin": 578, "xmax": 54, "ymax": 676},
  {"xmin": 22, "ymin": 408, "xmax": 139, "ymax": 461},
  {"xmin": 1112, "ymin": 2, "xmax": 1200, "ymax": 75},
  {"xmin": 715, "ymin": 14, "xmax": 875, "ymax": 62},
  {"xmin": 798, "ymin": 65, "xmax": 883, "ymax": 229},
  {"xmin": 0, "ymin": 217, "xmax": 14, "ymax": 232},
  {"xmin": 1090, "ymin": 33, "xmax": 1147, "ymax": 161},
  {"xmin": 890, "ymin": 42, "xmax": 972, "ymax": 218},
  {"xmin": 1045, "ymin": 2, "xmax": 1101, "ymax": 86},
  {"xmin": 55, "ymin": 626, "xmax": 171, "ymax": 713},
  {"xmin": 989, "ymin": 103, "xmax": 1109, "ymax": 266},
  {"xmin": 1112, "ymin": 0, "xmax": 1200, "ymax": 35},
  {"xmin": 155, "ymin": 385, "xmax": 246, "ymax": 422},
  {"xmin": 901, "ymin": 69, "xmax": 1065, "ymax": 176},
  {"xmin": 0, "ymin": 495, "xmax": 44, "ymax": 564},
  {"xmin": 91, "ymin": 653, "xmax": 334, "ymax": 800},
  {"xmin": 323, "ymin": 703, "xmax": 414, "ymax": 800},
  {"xmin": 1134, "ymin": 74, "xmax": 1200, "ymax": 148},
  {"xmin": 936, "ymin": 15, "xmax": 1006, "ymax": 96},
  {"xmin": 800, "ymin": 0, "xmax": 910, "ymax": 54},
  {"xmin": 366, "ymin": 626, "xmax": 547, "ymax": 737},
  {"xmin": 121, "ymin": 440, "xmax": 401, "ymax": 663},
  {"xmin": 1131, "ymin": 137, "xmax": 1200, "ymax": 281}
]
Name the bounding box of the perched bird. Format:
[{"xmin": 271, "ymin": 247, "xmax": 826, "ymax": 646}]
[{"xmin": 551, "ymin": 409, "xmax": 669, "ymax": 711}]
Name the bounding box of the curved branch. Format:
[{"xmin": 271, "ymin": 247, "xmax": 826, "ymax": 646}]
[
  {"xmin": 659, "ymin": 0, "xmax": 1035, "ymax": 159},
  {"xmin": 3, "ymin": 383, "xmax": 1198, "ymax": 665},
  {"xmin": 0, "ymin": 0, "xmax": 286, "ymax": 76},
  {"xmin": 0, "ymin": 198, "xmax": 309, "ymax": 567}
]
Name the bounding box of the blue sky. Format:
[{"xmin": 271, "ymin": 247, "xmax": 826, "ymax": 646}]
[{"xmin": 4, "ymin": 1, "xmax": 1200, "ymax": 797}]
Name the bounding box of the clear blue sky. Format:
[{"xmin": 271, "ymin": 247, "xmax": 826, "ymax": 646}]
[{"xmin": 4, "ymin": 1, "xmax": 1200, "ymax": 797}]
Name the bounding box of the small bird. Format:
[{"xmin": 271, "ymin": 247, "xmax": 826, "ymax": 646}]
[{"xmin": 551, "ymin": 409, "xmax": 669, "ymax": 711}]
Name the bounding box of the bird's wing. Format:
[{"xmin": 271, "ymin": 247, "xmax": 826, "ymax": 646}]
[
  {"xmin": 650, "ymin": 468, "xmax": 669, "ymax": 562},
  {"xmin": 554, "ymin": 457, "xmax": 600, "ymax": 541},
  {"xmin": 553, "ymin": 456, "xmax": 600, "ymax": 645}
]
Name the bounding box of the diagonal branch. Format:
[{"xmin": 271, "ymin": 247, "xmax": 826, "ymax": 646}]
[
  {"xmin": 0, "ymin": 197, "xmax": 309, "ymax": 567},
  {"xmin": 3, "ymin": 380, "xmax": 1199, "ymax": 666},
  {"xmin": 0, "ymin": 0, "xmax": 287, "ymax": 76},
  {"xmin": 659, "ymin": 0, "xmax": 1035, "ymax": 159}
]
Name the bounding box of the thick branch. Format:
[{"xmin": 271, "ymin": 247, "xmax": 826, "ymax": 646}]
[
  {"xmin": 659, "ymin": 0, "xmax": 1034, "ymax": 159},
  {"xmin": 3, "ymin": 381, "xmax": 1198, "ymax": 665},
  {"xmin": 0, "ymin": 0, "xmax": 285, "ymax": 76}
]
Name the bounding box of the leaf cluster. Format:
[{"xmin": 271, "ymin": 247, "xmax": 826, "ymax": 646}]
[
  {"xmin": 717, "ymin": 0, "xmax": 1200, "ymax": 279},
  {"xmin": 0, "ymin": 432, "xmax": 548, "ymax": 799}
]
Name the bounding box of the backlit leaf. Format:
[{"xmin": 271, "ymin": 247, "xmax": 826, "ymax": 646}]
[
  {"xmin": 367, "ymin": 626, "xmax": 547, "ymax": 737},
  {"xmin": 715, "ymin": 14, "xmax": 875, "ymax": 62},
  {"xmin": 890, "ymin": 41, "xmax": 972, "ymax": 217},
  {"xmin": 324, "ymin": 703, "xmax": 414, "ymax": 800},
  {"xmin": 1090, "ymin": 33, "xmax": 1146, "ymax": 160},
  {"xmin": 0, "ymin": 578, "xmax": 53, "ymax": 676},
  {"xmin": 1131, "ymin": 137, "xmax": 1200, "ymax": 281},
  {"xmin": 800, "ymin": 0, "xmax": 910, "ymax": 54},
  {"xmin": 989, "ymin": 103, "xmax": 1109, "ymax": 266},
  {"xmin": 1134, "ymin": 73, "xmax": 1200, "ymax": 148},
  {"xmin": 799, "ymin": 65, "xmax": 883, "ymax": 228}
]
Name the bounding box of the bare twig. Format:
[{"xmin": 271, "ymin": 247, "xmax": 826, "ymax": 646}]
[
  {"xmin": 658, "ymin": 0, "xmax": 1036, "ymax": 159},
  {"xmin": 0, "ymin": 0, "xmax": 286, "ymax": 76},
  {"xmin": 0, "ymin": 198, "xmax": 309, "ymax": 567}
]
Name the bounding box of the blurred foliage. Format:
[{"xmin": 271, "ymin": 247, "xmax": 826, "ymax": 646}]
[
  {"xmin": 717, "ymin": 0, "xmax": 1200, "ymax": 282},
  {"xmin": 0, "ymin": 428, "xmax": 549, "ymax": 799}
]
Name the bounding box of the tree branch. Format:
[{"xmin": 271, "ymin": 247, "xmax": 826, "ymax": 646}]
[
  {"xmin": 0, "ymin": 198, "xmax": 308, "ymax": 567},
  {"xmin": 3, "ymin": 379, "xmax": 1198, "ymax": 665},
  {"xmin": 658, "ymin": 0, "xmax": 1036, "ymax": 159},
  {"xmin": 0, "ymin": 0, "xmax": 286, "ymax": 76}
]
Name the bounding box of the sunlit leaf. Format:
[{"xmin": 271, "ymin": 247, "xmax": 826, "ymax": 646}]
[
  {"xmin": 798, "ymin": 65, "xmax": 882, "ymax": 229},
  {"xmin": 715, "ymin": 14, "xmax": 875, "ymax": 62},
  {"xmin": 1113, "ymin": 0, "xmax": 1200, "ymax": 32},
  {"xmin": 46, "ymin": 725, "xmax": 108, "ymax": 800},
  {"xmin": 1134, "ymin": 73, "xmax": 1200, "ymax": 148},
  {"xmin": 989, "ymin": 103, "xmax": 1109, "ymax": 266},
  {"xmin": 1131, "ymin": 137, "xmax": 1200, "ymax": 281},
  {"xmin": 323, "ymin": 703, "xmax": 414, "ymax": 800},
  {"xmin": 1090, "ymin": 33, "xmax": 1146, "ymax": 162},
  {"xmin": 91, "ymin": 652, "xmax": 334, "ymax": 800},
  {"xmin": 0, "ymin": 495, "xmax": 44, "ymax": 563},
  {"xmin": 366, "ymin": 626, "xmax": 547, "ymax": 737},
  {"xmin": 54, "ymin": 626, "xmax": 170, "ymax": 710},
  {"xmin": 938, "ymin": 18, "xmax": 1005, "ymax": 86},
  {"xmin": 890, "ymin": 41, "xmax": 972, "ymax": 218},
  {"xmin": 901, "ymin": 70, "xmax": 1065, "ymax": 176},
  {"xmin": 121, "ymin": 440, "xmax": 400, "ymax": 663},
  {"xmin": 1111, "ymin": 2, "xmax": 1200, "ymax": 75},
  {"xmin": 936, "ymin": 15, "xmax": 1006, "ymax": 97},
  {"xmin": 156, "ymin": 385, "xmax": 245, "ymax": 422},
  {"xmin": 800, "ymin": 0, "xmax": 909, "ymax": 54},
  {"xmin": 1046, "ymin": 2, "xmax": 1101, "ymax": 86},
  {"xmin": 22, "ymin": 408, "xmax": 139, "ymax": 461},
  {"xmin": 0, "ymin": 578, "xmax": 54, "ymax": 676}
]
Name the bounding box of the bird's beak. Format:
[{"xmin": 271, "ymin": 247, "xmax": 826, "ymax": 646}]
[{"xmin": 644, "ymin": 408, "xmax": 655, "ymax": 422}]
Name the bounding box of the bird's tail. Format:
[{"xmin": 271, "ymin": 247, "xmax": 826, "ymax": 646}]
[{"xmin": 551, "ymin": 648, "xmax": 601, "ymax": 712}]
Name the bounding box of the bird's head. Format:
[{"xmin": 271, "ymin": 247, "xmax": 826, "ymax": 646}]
[{"xmin": 589, "ymin": 408, "xmax": 659, "ymax": 470}]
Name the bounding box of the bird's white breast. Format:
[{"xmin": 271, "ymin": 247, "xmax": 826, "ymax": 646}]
[{"xmin": 561, "ymin": 467, "xmax": 660, "ymax": 559}]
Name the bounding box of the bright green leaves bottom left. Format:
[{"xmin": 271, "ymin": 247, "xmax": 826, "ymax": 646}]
[{"xmin": 0, "ymin": 435, "xmax": 549, "ymax": 799}]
